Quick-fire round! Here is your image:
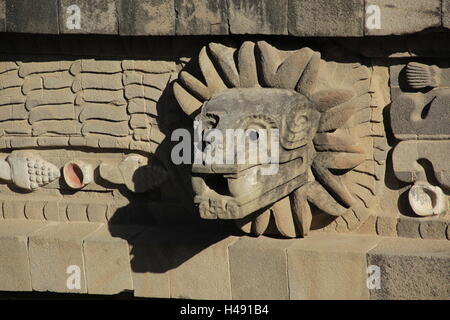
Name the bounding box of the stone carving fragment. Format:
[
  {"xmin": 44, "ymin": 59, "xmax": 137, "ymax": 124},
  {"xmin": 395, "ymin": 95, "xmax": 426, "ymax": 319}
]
[
  {"xmin": 390, "ymin": 91, "xmax": 450, "ymax": 140},
  {"xmin": 63, "ymin": 160, "xmax": 94, "ymax": 189},
  {"xmin": 393, "ymin": 141, "xmax": 450, "ymax": 189},
  {"xmin": 174, "ymin": 41, "xmax": 374, "ymax": 237},
  {"xmin": 391, "ymin": 61, "xmax": 450, "ymax": 216},
  {"xmin": 406, "ymin": 62, "xmax": 441, "ymax": 89},
  {"xmin": 408, "ymin": 182, "xmax": 446, "ymax": 216},
  {"xmin": 99, "ymin": 155, "xmax": 167, "ymax": 193},
  {"xmin": 0, "ymin": 152, "xmax": 60, "ymax": 190}
]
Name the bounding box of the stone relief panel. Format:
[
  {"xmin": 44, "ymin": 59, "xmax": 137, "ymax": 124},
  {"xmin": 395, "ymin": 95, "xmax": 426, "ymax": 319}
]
[
  {"xmin": 0, "ymin": 37, "xmax": 446, "ymax": 240},
  {"xmin": 390, "ymin": 61, "xmax": 450, "ymax": 217},
  {"xmin": 173, "ymin": 41, "xmax": 382, "ymax": 237},
  {"xmin": 0, "ymin": 56, "xmax": 175, "ymax": 223}
]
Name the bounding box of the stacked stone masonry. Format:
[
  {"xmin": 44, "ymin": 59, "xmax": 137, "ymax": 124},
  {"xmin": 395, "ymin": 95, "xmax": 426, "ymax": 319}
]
[
  {"xmin": 0, "ymin": 0, "xmax": 448, "ymax": 36},
  {"xmin": 0, "ymin": 221, "xmax": 448, "ymax": 299}
]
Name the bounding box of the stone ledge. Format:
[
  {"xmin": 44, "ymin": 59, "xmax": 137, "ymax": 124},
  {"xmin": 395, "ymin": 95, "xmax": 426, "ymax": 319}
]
[
  {"xmin": 0, "ymin": 221, "xmax": 449, "ymax": 299},
  {"xmin": 367, "ymin": 238, "xmax": 450, "ymax": 300},
  {"xmin": 0, "ymin": 0, "xmax": 449, "ymax": 36}
]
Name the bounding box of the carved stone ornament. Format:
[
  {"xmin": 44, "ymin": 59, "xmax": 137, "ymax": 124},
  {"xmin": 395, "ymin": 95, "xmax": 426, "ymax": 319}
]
[
  {"xmin": 0, "ymin": 151, "xmax": 60, "ymax": 191},
  {"xmin": 174, "ymin": 41, "xmax": 375, "ymax": 237},
  {"xmin": 391, "ymin": 61, "xmax": 450, "ymax": 217}
]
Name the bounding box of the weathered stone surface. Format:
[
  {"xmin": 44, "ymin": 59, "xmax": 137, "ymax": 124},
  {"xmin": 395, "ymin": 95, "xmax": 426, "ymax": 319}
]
[
  {"xmin": 354, "ymin": 215, "xmax": 378, "ymax": 235},
  {"xmin": 6, "ymin": 0, "xmax": 59, "ymax": 34},
  {"xmin": 367, "ymin": 238, "xmax": 450, "ymax": 299},
  {"xmin": 73, "ymin": 73, "xmax": 123, "ymax": 91},
  {"xmin": 0, "ymin": 0, "xmax": 5, "ymax": 32},
  {"xmin": 0, "ymin": 221, "xmax": 52, "ymax": 291},
  {"xmin": 376, "ymin": 216, "xmax": 397, "ymax": 237},
  {"xmin": 83, "ymin": 224, "xmax": 144, "ymax": 295},
  {"xmin": 86, "ymin": 204, "xmax": 108, "ymax": 223},
  {"xmin": 59, "ymin": 0, "xmax": 118, "ymax": 34},
  {"xmin": 127, "ymin": 228, "xmax": 168, "ymax": 298},
  {"xmin": 66, "ymin": 203, "xmax": 87, "ymax": 221},
  {"xmin": 397, "ymin": 217, "xmax": 421, "ymax": 239},
  {"xmin": 228, "ymin": 0, "xmax": 287, "ymax": 35},
  {"xmin": 175, "ymin": 0, "xmax": 228, "ymax": 35},
  {"xmin": 170, "ymin": 236, "xmax": 237, "ymax": 300},
  {"xmin": 392, "ymin": 141, "xmax": 450, "ymax": 189},
  {"xmin": 122, "ymin": 60, "xmax": 176, "ymax": 73},
  {"xmin": 365, "ymin": 0, "xmax": 441, "ymax": 36},
  {"xmin": 29, "ymin": 222, "xmax": 102, "ymax": 293},
  {"xmin": 130, "ymin": 227, "xmax": 236, "ymax": 299},
  {"xmin": 419, "ymin": 219, "xmax": 448, "ymax": 240},
  {"xmin": 288, "ymin": 0, "xmax": 364, "ymax": 36},
  {"xmin": 3, "ymin": 200, "xmax": 25, "ymax": 219},
  {"xmin": 390, "ymin": 93, "xmax": 450, "ymax": 140},
  {"xmin": 118, "ymin": 0, "xmax": 175, "ymax": 36},
  {"xmin": 70, "ymin": 59, "xmax": 122, "ymax": 75},
  {"xmin": 19, "ymin": 61, "xmax": 72, "ymax": 78},
  {"xmin": 287, "ymin": 234, "xmax": 381, "ymax": 299},
  {"xmin": 229, "ymin": 236, "xmax": 294, "ymax": 300}
]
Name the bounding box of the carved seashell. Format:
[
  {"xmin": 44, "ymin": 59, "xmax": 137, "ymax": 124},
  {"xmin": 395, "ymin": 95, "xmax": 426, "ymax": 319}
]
[
  {"xmin": 5, "ymin": 153, "xmax": 60, "ymax": 191},
  {"xmin": 406, "ymin": 62, "xmax": 440, "ymax": 89},
  {"xmin": 63, "ymin": 160, "xmax": 94, "ymax": 189},
  {"xmin": 408, "ymin": 182, "xmax": 446, "ymax": 216}
]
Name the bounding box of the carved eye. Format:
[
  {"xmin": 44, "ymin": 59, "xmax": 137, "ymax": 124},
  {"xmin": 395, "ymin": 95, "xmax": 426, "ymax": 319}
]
[
  {"xmin": 289, "ymin": 111, "xmax": 309, "ymax": 133},
  {"xmin": 293, "ymin": 114, "xmax": 308, "ymax": 128}
]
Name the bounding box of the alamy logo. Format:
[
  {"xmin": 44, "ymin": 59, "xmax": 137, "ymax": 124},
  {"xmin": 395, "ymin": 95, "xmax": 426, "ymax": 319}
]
[
  {"xmin": 367, "ymin": 265, "xmax": 381, "ymax": 290},
  {"xmin": 66, "ymin": 265, "xmax": 81, "ymax": 290},
  {"xmin": 366, "ymin": 5, "xmax": 381, "ymax": 30},
  {"xmin": 171, "ymin": 120, "xmax": 280, "ymax": 176},
  {"xmin": 66, "ymin": 5, "xmax": 81, "ymax": 30}
]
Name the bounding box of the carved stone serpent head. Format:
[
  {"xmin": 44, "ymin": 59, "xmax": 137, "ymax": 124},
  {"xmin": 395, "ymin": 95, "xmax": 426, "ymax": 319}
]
[
  {"xmin": 174, "ymin": 41, "xmax": 375, "ymax": 237},
  {"xmin": 192, "ymin": 87, "xmax": 320, "ymax": 220}
]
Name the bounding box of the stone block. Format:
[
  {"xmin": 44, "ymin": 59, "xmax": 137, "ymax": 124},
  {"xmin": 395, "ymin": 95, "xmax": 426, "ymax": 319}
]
[
  {"xmin": 393, "ymin": 141, "xmax": 450, "ymax": 189},
  {"xmin": 6, "ymin": 0, "xmax": 59, "ymax": 34},
  {"xmin": 419, "ymin": 219, "xmax": 448, "ymax": 240},
  {"xmin": 83, "ymin": 224, "xmax": 144, "ymax": 295},
  {"xmin": 129, "ymin": 228, "xmax": 170, "ymax": 299},
  {"xmin": 0, "ymin": 221, "xmax": 53, "ymax": 291},
  {"xmin": 228, "ymin": 236, "xmax": 294, "ymax": 300},
  {"xmin": 288, "ymin": 0, "xmax": 364, "ymax": 36},
  {"xmin": 444, "ymin": 0, "xmax": 450, "ymax": 29},
  {"xmin": 118, "ymin": 0, "xmax": 175, "ymax": 35},
  {"xmin": 287, "ymin": 234, "xmax": 381, "ymax": 300},
  {"xmin": 397, "ymin": 217, "xmax": 421, "ymax": 238},
  {"xmin": 367, "ymin": 238, "xmax": 450, "ymax": 299},
  {"xmin": 376, "ymin": 216, "xmax": 397, "ymax": 237},
  {"xmin": 228, "ymin": 0, "xmax": 287, "ymax": 35},
  {"xmin": 354, "ymin": 214, "xmax": 378, "ymax": 235},
  {"xmin": 364, "ymin": 0, "xmax": 441, "ymax": 36},
  {"xmin": 169, "ymin": 235, "xmax": 237, "ymax": 299},
  {"xmin": 59, "ymin": 0, "xmax": 118, "ymax": 34},
  {"xmin": 0, "ymin": 0, "xmax": 5, "ymax": 32},
  {"xmin": 175, "ymin": 0, "xmax": 228, "ymax": 35},
  {"xmin": 390, "ymin": 92, "xmax": 450, "ymax": 140},
  {"xmin": 29, "ymin": 222, "xmax": 102, "ymax": 293},
  {"xmin": 3, "ymin": 200, "xmax": 25, "ymax": 219},
  {"xmin": 130, "ymin": 226, "xmax": 236, "ymax": 299}
]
